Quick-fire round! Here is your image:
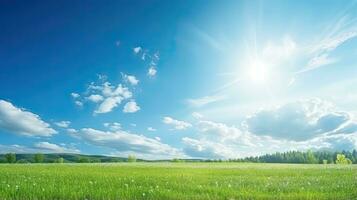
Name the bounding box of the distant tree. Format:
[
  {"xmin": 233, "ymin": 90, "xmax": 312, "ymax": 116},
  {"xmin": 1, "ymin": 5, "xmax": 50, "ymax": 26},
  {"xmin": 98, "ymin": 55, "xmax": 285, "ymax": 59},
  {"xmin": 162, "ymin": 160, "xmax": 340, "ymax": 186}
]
[
  {"xmin": 5, "ymin": 153, "xmax": 16, "ymax": 163},
  {"xmin": 34, "ymin": 153, "xmax": 44, "ymax": 163},
  {"xmin": 335, "ymin": 154, "xmax": 352, "ymax": 164},
  {"xmin": 55, "ymin": 157, "xmax": 64, "ymax": 163},
  {"xmin": 78, "ymin": 157, "xmax": 90, "ymax": 163},
  {"xmin": 128, "ymin": 155, "xmax": 137, "ymax": 162},
  {"xmin": 306, "ymin": 150, "xmax": 318, "ymax": 164},
  {"xmin": 91, "ymin": 158, "xmax": 101, "ymax": 163},
  {"xmin": 322, "ymin": 159, "xmax": 328, "ymax": 164},
  {"xmin": 172, "ymin": 158, "xmax": 185, "ymax": 163}
]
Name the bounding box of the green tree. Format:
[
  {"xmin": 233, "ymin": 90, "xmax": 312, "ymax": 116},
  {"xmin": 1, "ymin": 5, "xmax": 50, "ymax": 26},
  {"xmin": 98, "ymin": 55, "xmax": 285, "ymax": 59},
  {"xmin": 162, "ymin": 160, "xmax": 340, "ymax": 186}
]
[
  {"xmin": 5, "ymin": 153, "xmax": 16, "ymax": 163},
  {"xmin": 78, "ymin": 157, "xmax": 90, "ymax": 163},
  {"xmin": 128, "ymin": 155, "xmax": 137, "ymax": 162},
  {"xmin": 34, "ymin": 153, "xmax": 44, "ymax": 163},
  {"xmin": 335, "ymin": 154, "xmax": 352, "ymax": 164},
  {"xmin": 55, "ymin": 157, "xmax": 64, "ymax": 163},
  {"xmin": 306, "ymin": 150, "xmax": 318, "ymax": 164}
]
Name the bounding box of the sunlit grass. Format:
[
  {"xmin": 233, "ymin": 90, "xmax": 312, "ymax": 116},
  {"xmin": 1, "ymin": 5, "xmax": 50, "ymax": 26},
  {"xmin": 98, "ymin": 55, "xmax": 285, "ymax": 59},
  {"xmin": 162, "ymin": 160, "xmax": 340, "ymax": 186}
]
[{"xmin": 0, "ymin": 163, "xmax": 356, "ymax": 200}]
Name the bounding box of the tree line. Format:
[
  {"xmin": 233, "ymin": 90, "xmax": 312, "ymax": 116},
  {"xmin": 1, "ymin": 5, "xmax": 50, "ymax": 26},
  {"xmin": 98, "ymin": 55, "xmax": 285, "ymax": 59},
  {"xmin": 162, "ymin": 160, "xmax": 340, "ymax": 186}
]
[
  {"xmin": 1, "ymin": 150, "xmax": 356, "ymax": 164},
  {"xmin": 226, "ymin": 150, "xmax": 357, "ymax": 164}
]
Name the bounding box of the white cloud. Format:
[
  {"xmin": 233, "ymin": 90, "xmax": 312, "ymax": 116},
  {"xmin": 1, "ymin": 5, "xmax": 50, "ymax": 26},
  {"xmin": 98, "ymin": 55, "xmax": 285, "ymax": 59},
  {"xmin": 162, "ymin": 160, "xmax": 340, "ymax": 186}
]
[
  {"xmin": 299, "ymin": 54, "xmax": 336, "ymax": 73},
  {"xmin": 182, "ymin": 137, "xmax": 238, "ymax": 159},
  {"xmin": 71, "ymin": 93, "xmax": 80, "ymax": 98},
  {"xmin": 147, "ymin": 127, "xmax": 157, "ymax": 132},
  {"xmin": 84, "ymin": 80, "xmax": 134, "ymax": 114},
  {"xmin": 262, "ymin": 36, "xmax": 297, "ymax": 64},
  {"xmin": 122, "ymin": 73, "xmax": 139, "ymax": 86},
  {"xmin": 181, "ymin": 98, "xmax": 357, "ymax": 159},
  {"xmin": 103, "ymin": 122, "xmax": 122, "ymax": 131},
  {"xmin": 34, "ymin": 142, "xmax": 80, "ymax": 153},
  {"xmin": 0, "ymin": 142, "xmax": 79, "ymax": 154},
  {"xmin": 192, "ymin": 112, "xmax": 203, "ymax": 119},
  {"xmin": 87, "ymin": 94, "xmax": 104, "ymax": 103},
  {"xmin": 163, "ymin": 117, "xmax": 192, "ymax": 130},
  {"xmin": 147, "ymin": 66, "xmax": 157, "ymax": 77},
  {"xmin": 154, "ymin": 136, "xmax": 161, "ymax": 141},
  {"xmin": 318, "ymin": 30, "xmax": 357, "ymax": 52},
  {"xmin": 244, "ymin": 99, "xmax": 350, "ymax": 141},
  {"xmin": 54, "ymin": 121, "xmax": 71, "ymax": 128},
  {"xmin": 72, "ymin": 128, "xmax": 184, "ymax": 159},
  {"xmin": 187, "ymin": 95, "xmax": 225, "ymax": 107},
  {"xmin": 123, "ymin": 101, "xmax": 140, "ymax": 113},
  {"xmin": 75, "ymin": 100, "xmax": 83, "ymax": 107},
  {"xmin": 95, "ymin": 96, "xmax": 122, "ymax": 114},
  {"xmin": 299, "ymin": 29, "xmax": 357, "ymax": 74},
  {"xmin": 0, "ymin": 100, "xmax": 57, "ymax": 137},
  {"xmin": 133, "ymin": 46, "xmax": 142, "ymax": 54}
]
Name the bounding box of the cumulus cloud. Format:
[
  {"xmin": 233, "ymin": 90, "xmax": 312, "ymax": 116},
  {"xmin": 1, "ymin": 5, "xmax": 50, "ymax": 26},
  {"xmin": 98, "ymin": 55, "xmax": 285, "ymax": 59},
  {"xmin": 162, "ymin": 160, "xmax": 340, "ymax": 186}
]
[
  {"xmin": 87, "ymin": 94, "xmax": 104, "ymax": 103},
  {"xmin": 244, "ymin": 99, "xmax": 350, "ymax": 141},
  {"xmin": 123, "ymin": 101, "xmax": 140, "ymax": 113},
  {"xmin": 95, "ymin": 96, "xmax": 122, "ymax": 114},
  {"xmin": 0, "ymin": 100, "xmax": 57, "ymax": 137},
  {"xmin": 182, "ymin": 137, "xmax": 238, "ymax": 159},
  {"xmin": 181, "ymin": 98, "xmax": 357, "ymax": 159},
  {"xmin": 75, "ymin": 76, "xmax": 136, "ymax": 114},
  {"xmin": 163, "ymin": 117, "xmax": 192, "ymax": 130},
  {"xmin": 71, "ymin": 128, "xmax": 184, "ymax": 159},
  {"xmin": 122, "ymin": 73, "xmax": 139, "ymax": 86},
  {"xmin": 88, "ymin": 82, "xmax": 133, "ymax": 114},
  {"xmin": 54, "ymin": 121, "xmax": 71, "ymax": 128}
]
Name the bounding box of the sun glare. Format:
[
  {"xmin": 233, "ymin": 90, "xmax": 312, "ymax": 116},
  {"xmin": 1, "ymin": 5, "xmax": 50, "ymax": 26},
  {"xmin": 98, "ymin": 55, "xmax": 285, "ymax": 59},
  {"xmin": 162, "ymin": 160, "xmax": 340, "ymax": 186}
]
[{"xmin": 247, "ymin": 60, "xmax": 268, "ymax": 84}]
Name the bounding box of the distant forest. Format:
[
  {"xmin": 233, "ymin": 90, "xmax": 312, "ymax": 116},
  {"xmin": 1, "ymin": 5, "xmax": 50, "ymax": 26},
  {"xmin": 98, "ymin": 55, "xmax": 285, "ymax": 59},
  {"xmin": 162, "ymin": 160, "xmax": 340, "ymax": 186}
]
[
  {"xmin": 0, "ymin": 150, "xmax": 356, "ymax": 164},
  {"xmin": 226, "ymin": 150, "xmax": 357, "ymax": 164}
]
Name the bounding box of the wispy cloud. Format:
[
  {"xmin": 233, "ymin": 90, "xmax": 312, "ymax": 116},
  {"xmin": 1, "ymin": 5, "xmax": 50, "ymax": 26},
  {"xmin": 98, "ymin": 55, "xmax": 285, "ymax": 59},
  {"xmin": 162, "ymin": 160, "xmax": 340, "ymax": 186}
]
[
  {"xmin": 297, "ymin": 15, "xmax": 357, "ymax": 74},
  {"xmin": 54, "ymin": 121, "xmax": 71, "ymax": 128},
  {"xmin": 0, "ymin": 142, "xmax": 79, "ymax": 154},
  {"xmin": 187, "ymin": 95, "xmax": 226, "ymax": 107}
]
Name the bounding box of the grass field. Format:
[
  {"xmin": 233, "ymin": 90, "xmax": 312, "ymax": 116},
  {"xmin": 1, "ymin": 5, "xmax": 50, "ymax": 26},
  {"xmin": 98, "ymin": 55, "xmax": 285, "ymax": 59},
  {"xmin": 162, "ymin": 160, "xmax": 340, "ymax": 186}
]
[{"xmin": 0, "ymin": 163, "xmax": 356, "ymax": 200}]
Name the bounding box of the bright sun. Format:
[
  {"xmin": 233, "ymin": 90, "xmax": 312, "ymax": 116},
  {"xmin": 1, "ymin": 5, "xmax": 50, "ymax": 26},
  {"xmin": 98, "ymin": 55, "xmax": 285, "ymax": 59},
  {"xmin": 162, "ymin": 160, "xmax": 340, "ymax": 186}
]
[{"xmin": 247, "ymin": 60, "xmax": 268, "ymax": 83}]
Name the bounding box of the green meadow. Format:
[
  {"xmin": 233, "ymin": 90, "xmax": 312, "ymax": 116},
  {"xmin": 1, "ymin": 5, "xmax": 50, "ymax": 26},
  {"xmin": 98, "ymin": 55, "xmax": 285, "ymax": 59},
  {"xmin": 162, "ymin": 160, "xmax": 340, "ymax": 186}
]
[{"xmin": 0, "ymin": 163, "xmax": 356, "ymax": 200}]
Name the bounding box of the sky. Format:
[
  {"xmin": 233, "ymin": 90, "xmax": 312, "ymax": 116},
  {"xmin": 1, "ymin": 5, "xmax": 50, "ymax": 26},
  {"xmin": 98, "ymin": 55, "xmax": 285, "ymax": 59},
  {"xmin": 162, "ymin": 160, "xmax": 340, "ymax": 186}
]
[{"xmin": 1, "ymin": 0, "xmax": 357, "ymax": 159}]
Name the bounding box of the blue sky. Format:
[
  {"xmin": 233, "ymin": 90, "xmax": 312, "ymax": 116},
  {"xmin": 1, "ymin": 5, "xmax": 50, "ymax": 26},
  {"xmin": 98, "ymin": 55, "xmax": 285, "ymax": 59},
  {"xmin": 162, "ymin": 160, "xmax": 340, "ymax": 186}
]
[{"xmin": 1, "ymin": 0, "xmax": 357, "ymax": 159}]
